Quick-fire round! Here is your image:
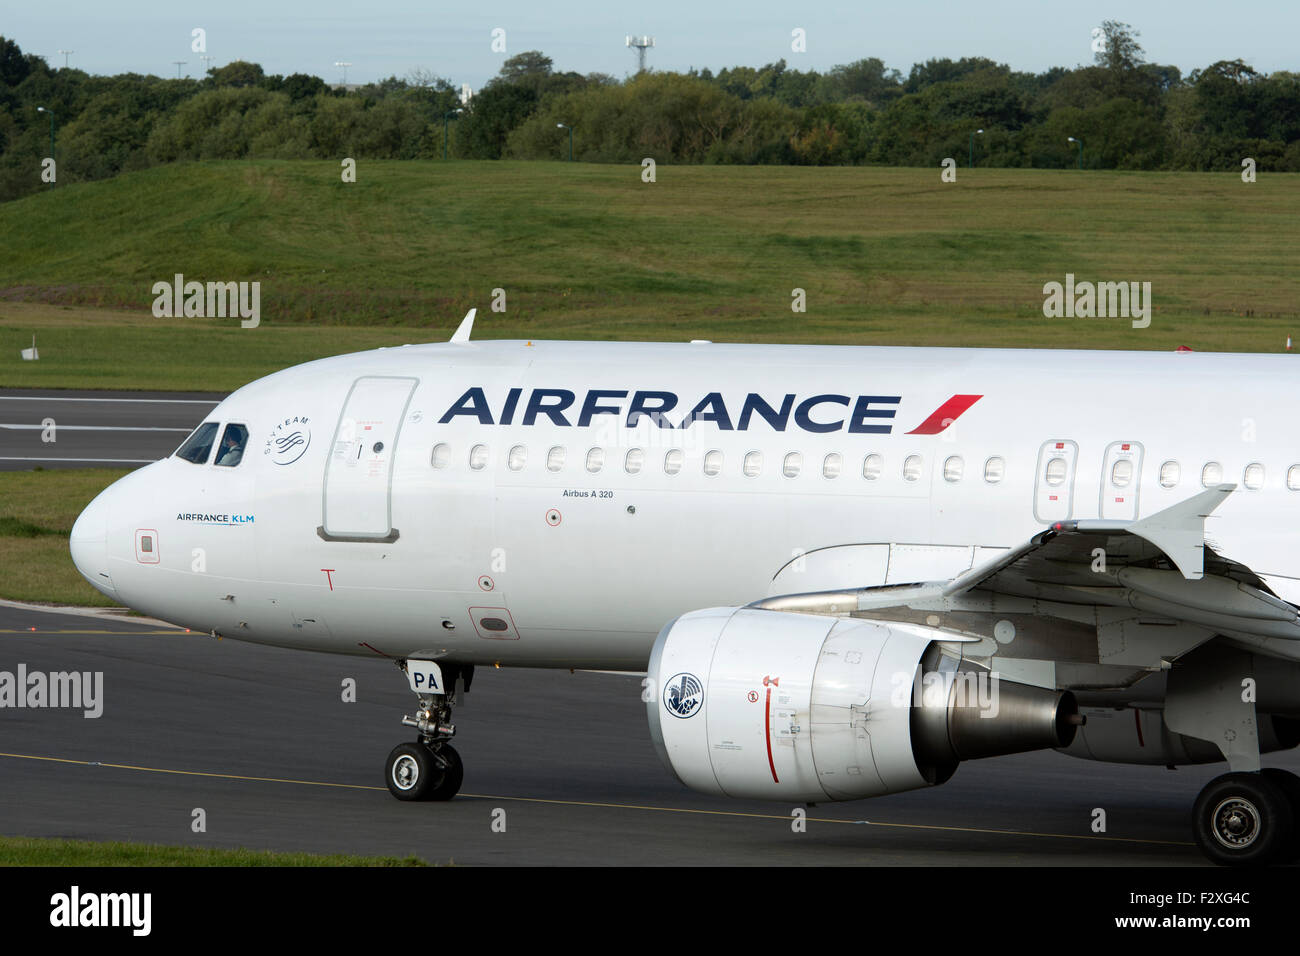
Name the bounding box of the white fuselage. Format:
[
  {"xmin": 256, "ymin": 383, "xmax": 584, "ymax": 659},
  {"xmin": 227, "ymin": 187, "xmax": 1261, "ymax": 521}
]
[{"xmin": 70, "ymin": 340, "xmax": 1300, "ymax": 671}]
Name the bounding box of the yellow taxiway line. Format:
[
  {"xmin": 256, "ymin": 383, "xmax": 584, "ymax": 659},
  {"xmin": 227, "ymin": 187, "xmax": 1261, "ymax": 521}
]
[{"xmin": 0, "ymin": 751, "xmax": 1194, "ymax": 847}]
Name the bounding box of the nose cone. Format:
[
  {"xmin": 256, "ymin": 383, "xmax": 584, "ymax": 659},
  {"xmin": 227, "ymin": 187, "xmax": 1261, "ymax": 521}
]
[{"xmin": 70, "ymin": 490, "xmax": 115, "ymax": 597}]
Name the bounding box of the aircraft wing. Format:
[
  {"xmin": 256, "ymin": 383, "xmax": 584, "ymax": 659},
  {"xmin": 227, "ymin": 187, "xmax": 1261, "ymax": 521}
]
[{"xmin": 752, "ymin": 483, "xmax": 1300, "ymax": 663}]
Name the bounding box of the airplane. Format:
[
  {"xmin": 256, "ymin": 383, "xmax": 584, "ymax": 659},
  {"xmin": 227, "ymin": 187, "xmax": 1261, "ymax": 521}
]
[{"xmin": 69, "ymin": 309, "xmax": 1300, "ymax": 866}]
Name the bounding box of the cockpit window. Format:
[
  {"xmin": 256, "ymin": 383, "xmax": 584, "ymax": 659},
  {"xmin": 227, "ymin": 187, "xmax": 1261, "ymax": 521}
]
[
  {"xmin": 175, "ymin": 422, "xmax": 219, "ymax": 464},
  {"xmin": 215, "ymin": 423, "xmax": 249, "ymax": 467}
]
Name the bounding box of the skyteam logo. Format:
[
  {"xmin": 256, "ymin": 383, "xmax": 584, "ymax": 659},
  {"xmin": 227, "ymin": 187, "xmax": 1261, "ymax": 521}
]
[
  {"xmin": 265, "ymin": 416, "xmax": 311, "ymax": 465},
  {"xmin": 664, "ymin": 672, "xmax": 704, "ymax": 718}
]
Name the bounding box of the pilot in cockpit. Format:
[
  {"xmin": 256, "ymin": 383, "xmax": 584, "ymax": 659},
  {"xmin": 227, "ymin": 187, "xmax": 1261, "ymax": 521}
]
[{"xmin": 216, "ymin": 425, "xmax": 247, "ymax": 467}]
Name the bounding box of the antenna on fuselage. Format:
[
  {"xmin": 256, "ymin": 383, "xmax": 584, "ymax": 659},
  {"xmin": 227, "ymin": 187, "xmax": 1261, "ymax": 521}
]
[{"xmin": 450, "ymin": 308, "xmax": 476, "ymax": 344}]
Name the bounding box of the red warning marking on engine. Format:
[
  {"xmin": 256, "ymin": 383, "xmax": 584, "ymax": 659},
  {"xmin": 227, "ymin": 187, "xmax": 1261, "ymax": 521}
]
[
  {"xmin": 905, "ymin": 394, "xmax": 983, "ymax": 435},
  {"xmin": 321, "ymin": 568, "xmax": 336, "ymax": 590},
  {"xmin": 765, "ymin": 685, "xmax": 779, "ymax": 784}
]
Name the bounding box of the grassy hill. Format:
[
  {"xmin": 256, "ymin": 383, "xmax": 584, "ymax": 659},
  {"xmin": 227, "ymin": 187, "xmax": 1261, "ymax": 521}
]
[{"xmin": 1, "ymin": 160, "xmax": 1297, "ymax": 390}]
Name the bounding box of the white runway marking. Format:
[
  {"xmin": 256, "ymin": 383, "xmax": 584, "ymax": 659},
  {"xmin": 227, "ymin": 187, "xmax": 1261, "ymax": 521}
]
[
  {"xmin": 0, "ymin": 456, "xmax": 155, "ymax": 464},
  {"xmin": 0, "ymin": 424, "xmax": 190, "ymax": 432},
  {"xmin": 0, "ymin": 397, "xmax": 219, "ymax": 404}
]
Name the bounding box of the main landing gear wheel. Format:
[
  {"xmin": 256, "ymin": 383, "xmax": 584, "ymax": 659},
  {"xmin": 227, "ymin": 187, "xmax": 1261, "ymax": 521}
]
[
  {"xmin": 1192, "ymin": 771, "xmax": 1296, "ymax": 866},
  {"xmin": 384, "ymin": 742, "xmax": 464, "ymax": 801},
  {"xmin": 1261, "ymin": 768, "xmax": 1300, "ymax": 863}
]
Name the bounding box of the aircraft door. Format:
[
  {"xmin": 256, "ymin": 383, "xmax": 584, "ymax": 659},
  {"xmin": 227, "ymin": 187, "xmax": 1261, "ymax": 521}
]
[
  {"xmin": 1099, "ymin": 441, "xmax": 1143, "ymax": 520},
  {"xmin": 322, "ymin": 376, "xmax": 418, "ymax": 540},
  {"xmin": 1033, "ymin": 439, "xmax": 1078, "ymax": 523}
]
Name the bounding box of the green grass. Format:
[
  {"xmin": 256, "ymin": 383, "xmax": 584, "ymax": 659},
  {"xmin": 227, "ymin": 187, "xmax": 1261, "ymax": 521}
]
[
  {"xmin": 0, "ymin": 469, "xmax": 127, "ymax": 606},
  {"xmin": 0, "ymin": 835, "xmax": 431, "ymax": 866},
  {"xmin": 2, "ymin": 161, "xmax": 1298, "ymax": 390}
]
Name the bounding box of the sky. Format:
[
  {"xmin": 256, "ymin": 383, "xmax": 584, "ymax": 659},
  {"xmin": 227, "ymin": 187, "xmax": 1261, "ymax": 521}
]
[{"xmin": 5, "ymin": 1, "xmax": 1297, "ymax": 90}]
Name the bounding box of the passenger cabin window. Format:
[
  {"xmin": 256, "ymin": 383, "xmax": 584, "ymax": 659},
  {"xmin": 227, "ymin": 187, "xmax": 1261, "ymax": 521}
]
[
  {"xmin": 1044, "ymin": 457, "xmax": 1067, "ymax": 487},
  {"xmin": 586, "ymin": 448, "xmax": 605, "ymax": 473},
  {"xmin": 1159, "ymin": 460, "xmax": 1179, "ymax": 488},
  {"xmin": 823, "ymin": 453, "xmax": 842, "ymax": 479},
  {"xmin": 625, "ymin": 448, "xmax": 644, "ymax": 474},
  {"xmin": 983, "ymin": 457, "xmax": 1004, "ymax": 484},
  {"xmin": 546, "ymin": 446, "xmax": 566, "ymax": 472},
  {"xmin": 743, "ymin": 451, "xmax": 762, "ymax": 478},
  {"xmin": 664, "ymin": 449, "xmax": 683, "ymax": 475},
  {"xmin": 508, "ymin": 445, "xmax": 527, "ymax": 471},
  {"xmin": 1289, "ymin": 465, "xmax": 1300, "ymax": 491},
  {"xmin": 469, "ymin": 444, "xmax": 488, "ymax": 470},
  {"xmin": 1244, "ymin": 462, "xmax": 1265, "ymax": 490},
  {"xmin": 431, "ymin": 443, "xmax": 451, "ymax": 469},
  {"xmin": 943, "ymin": 456, "xmax": 963, "ymax": 483},
  {"xmin": 783, "ymin": 452, "xmax": 802, "ymax": 478},
  {"xmin": 1110, "ymin": 458, "xmax": 1133, "ymax": 488},
  {"xmin": 862, "ymin": 454, "xmax": 882, "ymax": 481},
  {"xmin": 1202, "ymin": 462, "xmax": 1223, "ymax": 487},
  {"xmin": 703, "ymin": 450, "xmax": 722, "ymax": 477},
  {"xmin": 175, "ymin": 422, "xmax": 219, "ymax": 464},
  {"xmin": 214, "ymin": 423, "xmax": 248, "ymax": 467},
  {"xmin": 903, "ymin": 455, "xmax": 923, "ymax": 482}
]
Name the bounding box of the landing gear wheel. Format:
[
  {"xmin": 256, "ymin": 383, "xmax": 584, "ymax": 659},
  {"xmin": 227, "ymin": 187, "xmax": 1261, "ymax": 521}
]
[
  {"xmin": 1260, "ymin": 768, "xmax": 1300, "ymax": 863},
  {"xmin": 426, "ymin": 743, "xmax": 464, "ymax": 801},
  {"xmin": 386, "ymin": 742, "xmax": 435, "ymax": 801},
  {"xmin": 384, "ymin": 742, "xmax": 463, "ymax": 801},
  {"xmin": 1193, "ymin": 771, "xmax": 1295, "ymax": 866}
]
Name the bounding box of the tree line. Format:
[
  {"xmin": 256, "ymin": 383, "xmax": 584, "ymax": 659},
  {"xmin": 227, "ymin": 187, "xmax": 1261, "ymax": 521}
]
[{"xmin": 1, "ymin": 22, "xmax": 1297, "ymax": 203}]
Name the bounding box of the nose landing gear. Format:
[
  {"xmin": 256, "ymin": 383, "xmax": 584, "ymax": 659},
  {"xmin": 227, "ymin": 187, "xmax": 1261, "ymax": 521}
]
[{"xmin": 385, "ymin": 659, "xmax": 471, "ymax": 801}]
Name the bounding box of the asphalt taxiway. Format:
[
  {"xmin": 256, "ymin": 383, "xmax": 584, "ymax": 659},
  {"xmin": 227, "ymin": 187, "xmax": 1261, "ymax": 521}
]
[
  {"xmin": 5, "ymin": 602, "xmax": 1291, "ymax": 865},
  {"xmin": 0, "ymin": 389, "xmax": 223, "ymax": 470}
]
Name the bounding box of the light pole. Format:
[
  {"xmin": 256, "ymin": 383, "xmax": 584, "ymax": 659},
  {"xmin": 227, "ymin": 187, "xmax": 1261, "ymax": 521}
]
[
  {"xmin": 199, "ymin": 54, "xmax": 214, "ymax": 77},
  {"xmin": 36, "ymin": 106, "xmax": 55, "ymax": 186},
  {"xmin": 443, "ymin": 108, "xmax": 462, "ymax": 160},
  {"xmin": 334, "ymin": 61, "xmax": 352, "ymax": 86},
  {"xmin": 57, "ymin": 50, "xmax": 74, "ymax": 69},
  {"xmin": 968, "ymin": 128, "xmax": 983, "ymax": 169},
  {"xmin": 557, "ymin": 122, "xmax": 573, "ymax": 161},
  {"xmin": 173, "ymin": 60, "xmax": 186, "ymax": 78},
  {"xmin": 1067, "ymin": 136, "xmax": 1082, "ymax": 170}
]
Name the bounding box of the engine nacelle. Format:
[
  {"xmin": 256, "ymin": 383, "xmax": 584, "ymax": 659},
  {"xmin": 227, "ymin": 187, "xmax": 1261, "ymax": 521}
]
[{"xmin": 646, "ymin": 607, "xmax": 1080, "ymax": 803}]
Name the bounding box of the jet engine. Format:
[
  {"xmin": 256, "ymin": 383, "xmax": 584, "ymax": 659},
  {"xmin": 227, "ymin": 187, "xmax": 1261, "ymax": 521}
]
[{"xmin": 646, "ymin": 606, "xmax": 1081, "ymax": 802}]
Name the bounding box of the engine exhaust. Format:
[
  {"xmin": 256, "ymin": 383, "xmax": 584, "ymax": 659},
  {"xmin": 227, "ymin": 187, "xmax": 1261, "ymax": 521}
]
[{"xmin": 909, "ymin": 646, "xmax": 1082, "ymax": 782}]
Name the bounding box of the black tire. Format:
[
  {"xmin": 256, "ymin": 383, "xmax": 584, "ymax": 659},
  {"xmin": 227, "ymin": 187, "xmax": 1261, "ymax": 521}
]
[
  {"xmin": 426, "ymin": 743, "xmax": 464, "ymax": 801},
  {"xmin": 1193, "ymin": 771, "xmax": 1295, "ymax": 866},
  {"xmin": 385, "ymin": 742, "xmax": 435, "ymax": 801},
  {"xmin": 1261, "ymin": 768, "xmax": 1300, "ymax": 863}
]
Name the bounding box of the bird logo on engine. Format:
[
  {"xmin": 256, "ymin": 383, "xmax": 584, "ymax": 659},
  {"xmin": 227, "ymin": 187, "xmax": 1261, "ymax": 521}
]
[{"xmin": 664, "ymin": 672, "xmax": 704, "ymax": 718}]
